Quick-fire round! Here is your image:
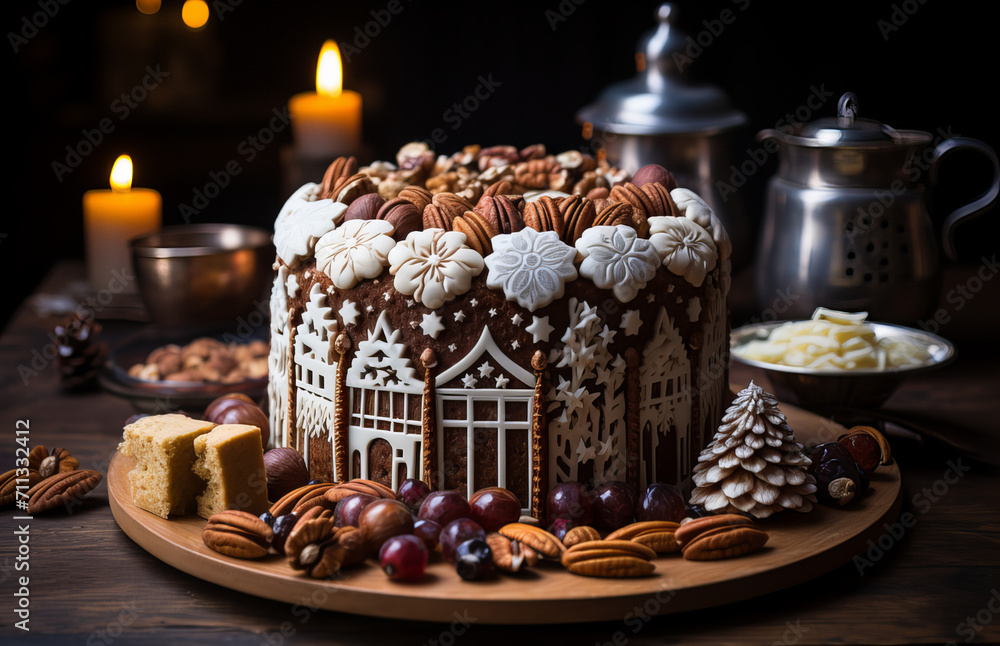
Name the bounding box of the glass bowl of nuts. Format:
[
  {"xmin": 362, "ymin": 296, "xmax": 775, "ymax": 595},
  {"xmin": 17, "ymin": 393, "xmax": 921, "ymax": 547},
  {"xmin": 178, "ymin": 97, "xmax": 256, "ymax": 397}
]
[{"xmin": 100, "ymin": 329, "xmax": 269, "ymax": 412}]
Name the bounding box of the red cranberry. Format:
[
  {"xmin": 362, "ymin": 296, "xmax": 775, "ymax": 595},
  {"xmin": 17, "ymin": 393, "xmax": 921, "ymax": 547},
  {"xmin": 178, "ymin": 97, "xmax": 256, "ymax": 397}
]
[
  {"xmin": 417, "ymin": 490, "xmax": 471, "ymax": 527},
  {"xmin": 469, "ymin": 487, "xmax": 521, "ymax": 532},
  {"xmin": 439, "ymin": 518, "xmax": 486, "ymax": 564},
  {"xmin": 638, "ymin": 483, "xmax": 686, "ymax": 523},
  {"xmin": 546, "ymin": 482, "xmax": 593, "ymax": 526},
  {"xmin": 591, "ymin": 481, "xmax": 636, "ymax": 531},
  {"xmin": 413, "ymin": 518, "xmax": 442, "ymax": 550},
  {"xmin": 334, "ymin": 493, "xmax": 377, "ymax": 527},
  {"xmin": 379, "ymin": 534, "xmax": 428, "ymax": 582},
  {"xmin": 397, "ymin": 478, "xmax": 432, "ymax": 512}
]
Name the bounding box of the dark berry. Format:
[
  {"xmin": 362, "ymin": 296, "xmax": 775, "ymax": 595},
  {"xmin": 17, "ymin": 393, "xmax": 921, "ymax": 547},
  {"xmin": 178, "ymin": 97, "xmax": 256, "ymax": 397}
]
[{"xmin": 379, "ymin": 534, "xmax": 428, "ymax": 582}]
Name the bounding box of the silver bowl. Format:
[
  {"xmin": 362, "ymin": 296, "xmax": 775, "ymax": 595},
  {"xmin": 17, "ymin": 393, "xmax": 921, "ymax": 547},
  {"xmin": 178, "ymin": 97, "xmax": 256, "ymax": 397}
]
[
  {"xmin": 131, "ymin": 224, "xmax": 274, "ymax": 328},
  {"xmin": 730, "ymin": 321, "xmax": 956, "ymax": 410}
]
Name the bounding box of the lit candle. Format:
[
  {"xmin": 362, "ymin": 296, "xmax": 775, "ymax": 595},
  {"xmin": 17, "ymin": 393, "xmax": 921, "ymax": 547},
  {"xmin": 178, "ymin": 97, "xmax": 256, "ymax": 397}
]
[
  {"xmin": 288, "ymin": 40, "xmax": 362, "ymax": 158},
  {"xmin": 83, "ymin": 155, "xmax": 162, "ymax": 293}
]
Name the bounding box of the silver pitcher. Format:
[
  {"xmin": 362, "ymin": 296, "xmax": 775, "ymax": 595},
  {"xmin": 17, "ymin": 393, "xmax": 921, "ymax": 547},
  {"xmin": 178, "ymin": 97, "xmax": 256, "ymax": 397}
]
[{"xmin": 755, "ymin": 92, "xmax": 999, "ymax": 326}]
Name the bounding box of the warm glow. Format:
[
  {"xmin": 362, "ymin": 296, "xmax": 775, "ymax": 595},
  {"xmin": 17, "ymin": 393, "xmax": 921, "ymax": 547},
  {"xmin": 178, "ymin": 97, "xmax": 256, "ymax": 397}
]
[
  {"xmin": 110, "ymin": 155, "xmax": 134, "ymax": 192},
  {"xmin": 136, "ymin": 0, "xmax": 161, "ymax": 15},
  {"xmin": 182, "ymin": 0, "xmax": 209, "ymax": 29},
  {"xmin": 316, "ymin": 40, "xmax": 343, "ymax": 98}
]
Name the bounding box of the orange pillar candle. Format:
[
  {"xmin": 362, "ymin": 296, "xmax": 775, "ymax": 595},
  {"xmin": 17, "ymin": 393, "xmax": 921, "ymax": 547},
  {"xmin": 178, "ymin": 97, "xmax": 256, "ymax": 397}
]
[
  {"xmin": 288, "ymin": 40, "xmax": 362, "ymax": 158},
  {"xmin": 83, "ymin": 155, "xmax": 162, "ymax": 293}
]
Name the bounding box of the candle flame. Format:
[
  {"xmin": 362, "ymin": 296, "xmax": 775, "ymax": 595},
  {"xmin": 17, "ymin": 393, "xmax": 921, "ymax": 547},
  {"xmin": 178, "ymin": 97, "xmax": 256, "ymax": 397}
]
[
  {"xmin": 110, "ymin": 155, "xmax": 134, "ymax": 192},
  {"xmin": 316, "ymin": 40, "xmax": 343, "ymax": 98}
]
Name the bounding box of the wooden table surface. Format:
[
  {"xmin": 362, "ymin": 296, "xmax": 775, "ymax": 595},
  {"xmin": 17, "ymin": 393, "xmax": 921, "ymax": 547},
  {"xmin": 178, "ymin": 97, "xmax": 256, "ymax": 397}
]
[{"xmin": 2, "ymin": 261, "xmax": 999, "ymax": 645}]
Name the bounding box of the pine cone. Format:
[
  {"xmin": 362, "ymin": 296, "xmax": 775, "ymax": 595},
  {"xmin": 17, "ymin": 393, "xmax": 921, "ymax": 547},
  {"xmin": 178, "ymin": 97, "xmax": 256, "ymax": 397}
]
[{"xmin": 53, "ymin": 313, "xmax": 108, "ymax": 391}]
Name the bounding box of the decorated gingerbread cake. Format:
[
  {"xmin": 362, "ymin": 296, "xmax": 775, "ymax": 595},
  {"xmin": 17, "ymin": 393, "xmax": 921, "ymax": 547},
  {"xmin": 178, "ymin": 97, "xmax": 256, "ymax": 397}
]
[{"xmin": 267, "ymin": 143, "xmax": 732, "ymax": 517}]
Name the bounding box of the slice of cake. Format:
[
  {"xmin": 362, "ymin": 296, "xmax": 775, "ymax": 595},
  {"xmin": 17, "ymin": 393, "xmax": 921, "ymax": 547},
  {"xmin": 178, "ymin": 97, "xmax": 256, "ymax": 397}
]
[
  {"xmin": 118, "ymin": 414, "xmax": 217, "ymax": 518},
  {"xmin": 192, "ymin": 424, "xmax": 268, "ymax": 519}
]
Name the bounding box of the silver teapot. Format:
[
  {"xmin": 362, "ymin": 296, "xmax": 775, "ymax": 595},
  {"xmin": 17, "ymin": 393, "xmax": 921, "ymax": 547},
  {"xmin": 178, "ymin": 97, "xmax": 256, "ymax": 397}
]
[{"xmin": 755, "ymin": 92, "xmax": 999, "ymax": 325}]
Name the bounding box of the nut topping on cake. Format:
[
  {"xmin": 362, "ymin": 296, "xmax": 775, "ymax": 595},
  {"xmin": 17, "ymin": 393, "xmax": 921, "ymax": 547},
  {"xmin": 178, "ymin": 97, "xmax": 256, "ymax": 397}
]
[
  {"xmin": 320, "ymin": 156, "xmax": 358, "ymax": 199},
  {"xmin": 523, "ymin": 195, "xmax": 565, "ymax": 239}
]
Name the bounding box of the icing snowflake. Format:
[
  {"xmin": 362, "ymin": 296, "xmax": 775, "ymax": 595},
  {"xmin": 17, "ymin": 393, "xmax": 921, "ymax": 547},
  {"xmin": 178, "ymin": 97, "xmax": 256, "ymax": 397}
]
[
  {"xmin": 388, "ymin": 228, "xmax": 485, "ymax": 309},
  {"xmin": 314, "ymin": 219, "xmax": 396, "ymax": 289},
  {"xmin": 575, "ymin": 226, "xmax": 660, "ymax": 303},
  {"xmin": 648, "ymin": 217, "xmax": 718, "ymax": 288},
  {"xmin": 273, "ymin": 183, "xmax": 347, "ymax": 267},
  {"xmin": 485, "ymin": 227, "xmax": 578, "ymax": 312},
  {"xmin": 420, "ymin": 311, "xmax": 445, "ymax": 339},
  {"xmin": 665, "ymin": 188, "xmax": 732, "ymax": 261},
  {"xmin": 526, "ymin": 316, "xmax": 554, "ymax": 343}
]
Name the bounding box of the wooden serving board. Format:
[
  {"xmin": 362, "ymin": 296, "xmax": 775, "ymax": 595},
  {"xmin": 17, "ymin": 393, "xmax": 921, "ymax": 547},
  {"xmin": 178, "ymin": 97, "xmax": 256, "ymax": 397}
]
[{"xmin": 108, "ymin": 404, "xmax": 901, "ymax": 624}]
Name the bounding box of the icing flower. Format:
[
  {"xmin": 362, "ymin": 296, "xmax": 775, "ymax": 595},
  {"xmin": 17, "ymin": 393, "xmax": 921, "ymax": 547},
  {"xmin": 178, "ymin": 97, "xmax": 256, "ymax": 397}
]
[
  {"xmin": 661, "ymin": 188, "xmax": 732, "ymax": 261},
  {"xmin": 314, "ymin": 219, "xmax": 396, "ymax": 289},
  {"xmin": 485, "ymin": 227, "xmax": 578, "ymax": 312},
  {"xmin": 388, "ymin": 228, "xmax": 485, "ymax": 309},
  {"xmin": 575, "ymin": 225, "xmax": 661, "ymax": 303},
  {"xmin": 273, "ymin": 182, "xmax": 347, "ymax": 267},
  {"xmin": 649, "ymin": 217, "xmax": 718, "ymax": 287}
]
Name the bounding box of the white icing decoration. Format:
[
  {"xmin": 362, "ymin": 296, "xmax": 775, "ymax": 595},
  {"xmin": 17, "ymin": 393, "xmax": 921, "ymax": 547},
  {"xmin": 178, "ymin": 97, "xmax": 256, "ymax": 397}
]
[
  {"xmin": 637, "ymin": 307, "xmax": 692, "ymax": 487},
  {"xmin": 365, "ymin": 304, "xmax": 374, "ymax": 313},
  {"xmin": 485, "ymin": 227, "xmax": 578, "ymax": 313},
  {"xmin": 575, "ymin": 226, "xmax": 660, "ymax": 303},
  {"xmin": 489, "ymin": 308, "xmax": 497, "ymax": 317},
  {"xmin": 649, "ymin": 217, "xmax": 718, "ymax": 288},
  {"xmin": 478, "ymin": 362, "xmax": 495, "ymax": 378},
  {"xmin": 348, "ymin": 310, "xmax": 419, "ymax": 389},
  {"xmin": 687, "ymin": 297, "xmax": 702, "ymax": 322},
  {"xmin": 511, "ymin": 313, "xmax": 523, "ymax": 326},
  {"xmin": 267, "ymin": 266, "xmax": 290, "ymax": 449},
  {"xmin": 495, "ymin": 374, "xmax": 509, "ymax": 389},
  {"xmin": 454, "ymin": 311, "xmax": 466, "ymax": 322},
  {"xmin": 469, "ymin": 298, "xmax": 479, "ymax": 307},
  {"xmin": 406, "ymin": 299, "xmax": 415, "ymax": 308},
  {"xmin": 621, "ymin": 309, "xmax": 642, "ymax": 336},
  {"xmin": 273, "ymin": 183, "xmax": 347, "ymax": 267},
  {"xmin": 462, "ymin": 373, "xmax": 478, "ymax": 389},
  {"xmin": 420, "ymin": 311, "xmax": 445, "ymax": 339},
  {"xmin": 511, "ymin": 340, "xmax": 520, "ymax": 350},
  {"xmin": 668, "ymin": 188, "xmax": 732, "ymax": 261},
  {"xmin": 383, "ymin": 292, "xmax": 391, "ymax": 301},
  {"xmin": 271, "ymin": 265, "xmax": 289, "ymax": 333},
  {"xmin": 286, "ymin": 273, "xmax": 299, "ymax": 299},
  {"xmin": 526, "ymin": 316, "xmax": 554, "ymax": 343},
  {"xmin": 388, "ymin": 228, "xmax": 485, "ymax": 309},
  {"xmin": 448, "ymin": 343, "xmax": 457, "ymax": 352},
  {"xmin": 598, "ymin": 325, "xmax": 617, "ymax": 347},
  {"xmin": 339, "ymin": 300, "xmax": 360, "ymax": 327},
  {"xmin": 299, "ymin": 283, "xmax": 338, "ymax": 358},
  {"xmin": 647, "ymin": 293, "xmax": 656, "ymax": 303},
  {"xmin": 314, "ymin": 219, "xmax": 395, "ymax": 290},
  {"xmin": 436, "ymin": 326, "xmax": 533, "ymax": 388}
]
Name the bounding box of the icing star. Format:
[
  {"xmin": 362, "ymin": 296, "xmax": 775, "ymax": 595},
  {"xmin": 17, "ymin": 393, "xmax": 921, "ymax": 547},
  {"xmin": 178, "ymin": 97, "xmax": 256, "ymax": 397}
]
[
  {"xmin": 511, "ymin": 313, "xmax": 523, "ymax": 326},
  {"xmin": 469, "ymin": 298, "xmax": 478, "ymax": 307},
  {"xmin": 420, "ymin": 312, "xmax": 445, "ymax": 339},
  {"xmin": 489, "ymin": 308, "xmax": 497, "ymax": 317},
  {"xmin": 478, "ymin": 362, "xmax": 495, "ymax": 378},
  {"xmin": 495, "ymin": 374, "xmax": 509, "ymax": 389},
  {"xmin": 576, "ymin": 437, "xmax": 597, "ymax": 463},
  {"xmin": 647, "ymin": 293, "xmax": 656, "ymax": 303},
  {"xmin": 383, "ymin": 292, "xmax": 391, "ymax": 301},
  {"xmin": 598, "ymin": 325, "xmax": 617, "ymax": 347},
  {"xmin": 525, "ymin": 316, "xmax": 554, "ymax": 343},
  {"xmin": 462, "ymin": 373, "xmax": 478, "ymax": 389},
  {"xmin": 511, "ymin": 340, "xmax": 520, "ymax": 350},
  {"xmin": 407, "ymin": 299, "xmax": 415, "ymax": 308},
  {"xmin": 621, "ymin": 310, "xmax": 642, "ymax": 336},
  {"xmin": 454, "ymin": 310, "xmax": 466, "ymax": 322},
  {"xmin": 448, "ymin": 343, "xmax": 457, "ymax": 352},
  {"xmin": 687, "ymin": 297, "xmax": 702, "ymax": 322},
  {"xmin": 339, "ymin": 300, "xmax": 360, "ymax": 327}
]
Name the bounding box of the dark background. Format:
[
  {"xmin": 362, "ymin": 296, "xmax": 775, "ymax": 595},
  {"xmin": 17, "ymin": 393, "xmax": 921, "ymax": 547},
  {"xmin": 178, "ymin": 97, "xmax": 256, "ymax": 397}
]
[{"xmin": 4, "ymin": 0, "xmax": 998, "ymax": 331}]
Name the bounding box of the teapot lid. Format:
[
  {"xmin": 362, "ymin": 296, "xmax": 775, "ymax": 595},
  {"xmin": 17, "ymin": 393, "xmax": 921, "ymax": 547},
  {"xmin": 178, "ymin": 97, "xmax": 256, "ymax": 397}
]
[
  {"xmin": 799, "ymin": 93, "xmax": 903, "ymax": 144},
  {"xmin": 575, "ymin": 4, "xmax": 747, "ymax": 135}
]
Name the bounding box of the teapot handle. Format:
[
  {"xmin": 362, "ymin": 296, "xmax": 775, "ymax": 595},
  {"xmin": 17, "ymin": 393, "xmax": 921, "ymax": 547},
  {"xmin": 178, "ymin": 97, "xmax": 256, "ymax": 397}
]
[{"xmin": 931, "ymin": 137, "xmax": 1000, "ymax": 260}]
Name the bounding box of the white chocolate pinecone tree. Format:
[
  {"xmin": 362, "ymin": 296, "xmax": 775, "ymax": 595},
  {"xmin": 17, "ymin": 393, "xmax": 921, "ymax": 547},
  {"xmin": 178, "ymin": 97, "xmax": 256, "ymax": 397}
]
[{"xmin": 689, "ymin": 382, "xmax": 817, "ymax": 518}]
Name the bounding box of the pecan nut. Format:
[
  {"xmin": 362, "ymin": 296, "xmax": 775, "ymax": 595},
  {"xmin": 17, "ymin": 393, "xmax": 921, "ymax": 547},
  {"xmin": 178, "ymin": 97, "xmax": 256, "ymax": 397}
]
[
  {"xmin": 675, "ymin": 514, "xmax": 769, "ymax": 561},
  {"xmin": 453, "ymin": 210, "xmax": 497, "ymax": 255},
  {"xmin": 558, "ymin": 194, "xmax": 596, "ymax": 244},
  {"xmin": 498, "ymin": 522, "xmax": 565, "ymax": 559},
  {"xmin": 268, "ymin": 482, "xmax": 334, "ymax": 518},
  {"xmin": 25, "ymin": 469, "xmax": 102, "ymax": 514},
  {"xmin": 561, "ymin": 540, "xmax": 656, "ymax": 578},
  {"xmin": 594, "ymin": 202, "xmax": 633, "ymax": 228},
  {"xmin": 320, "ymin": 156, "xmax": 359, "ymax": 198},
  {"xmin": 641, "ymin": 181, "xmax": 679, "ymax": 218},
  {"xmin": 422, "ymin": 192, "xmax": 474, "ymax": 231},
  {"xmin": 0, "ymin": 469, "xmax": 43, "ymax": 509},
  {"xmin": 397, "ymin": 186, "xmax": 434, "ymax": 213},
  {"xmin": 562, "ymin": 525, "xmax": 600, "ymax": 548},
  {"xmin": 485, "ymin": 532, "xmax": 538, "ymax": 572},
  {"xmin": 605, "ymin": 520, "xmax": 680, "ymax": 554},
  {"xmin": 334, "ymin": 173, "xmax": 377, "ymax": 206},
  {"xmin": 323, "ymin": 478, "xmax": 396, "ymax": 506},
  {"xmin": 523, "ymin": 196, "xmax": 565, "ymax": 239},
  {"xmin": 203, "ymin": 510, "xmax": 273, "ymax": 558},
  {"xmin": 286, "ymin": 516, "xmax": 339, "ymax": 577},
  {"xmin": 608, "ymin": 182, "xmax": 654, "ymax": 236}
]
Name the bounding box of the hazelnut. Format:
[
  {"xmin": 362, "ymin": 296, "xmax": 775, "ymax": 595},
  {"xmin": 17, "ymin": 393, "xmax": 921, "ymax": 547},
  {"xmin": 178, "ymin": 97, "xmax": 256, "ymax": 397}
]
[
  {"xmin": 344, "ymin": 192, "xmax": 384, "ymax": 221},
  {"xmin": 264, "ymin": 447, "xmax": 310, "ymax": 502},
  {"xmin": 357, "ymin": 498, "xmax": 414, "ymax": 551},
  {"xmin": 630, "ymin": 164, "xmax": 677, "ymax": 190}
]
